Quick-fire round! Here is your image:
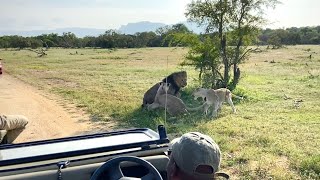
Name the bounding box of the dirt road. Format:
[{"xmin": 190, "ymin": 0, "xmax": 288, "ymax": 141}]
[{"xmin": 0, "ymin": 74, "xmax": 111, "ymax": 143}]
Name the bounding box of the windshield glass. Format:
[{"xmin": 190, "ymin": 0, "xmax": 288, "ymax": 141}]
[{"xmin": 0, "ymin": 0, "xmax": 319, "ymax": 179}]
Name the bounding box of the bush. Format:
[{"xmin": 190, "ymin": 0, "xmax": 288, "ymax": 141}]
[{"xmin": 300, "ymin": 155, "xmax": 320, "ymax": 178}]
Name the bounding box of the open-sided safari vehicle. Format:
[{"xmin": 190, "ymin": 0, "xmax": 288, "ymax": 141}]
[{"xmin": 0, "ymin": 125, "xmax": 170, "ymax": 180}]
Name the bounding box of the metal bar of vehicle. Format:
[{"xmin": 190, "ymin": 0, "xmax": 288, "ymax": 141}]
[{"xmin": 0, "ymin": 125, "xmax": 170, "ymax": 180}]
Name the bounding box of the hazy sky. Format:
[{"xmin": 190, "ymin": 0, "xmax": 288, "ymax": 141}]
[{"xmin": 0, "ymin": 0, "xmax": 319, "ymax": 31}]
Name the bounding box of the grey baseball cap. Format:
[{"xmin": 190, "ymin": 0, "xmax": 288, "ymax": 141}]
[{"xmin": 170, "ymin": 132, "xmax": 221, "ymax": 179}]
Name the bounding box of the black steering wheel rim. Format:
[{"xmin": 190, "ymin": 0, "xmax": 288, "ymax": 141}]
[{"xmin": 90, "ymin": 156, "xmax": 163, "ymax": 180}]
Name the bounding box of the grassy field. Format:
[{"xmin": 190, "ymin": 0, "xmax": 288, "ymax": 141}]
[{"xmin": 1, "ymin": 45, "xmax": 319, "ymax": 179}]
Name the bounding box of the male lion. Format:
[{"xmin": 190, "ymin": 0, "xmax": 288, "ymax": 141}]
[
  {"xmin": 148, "ymin": 82, "xmax": 204, "ymax": 116},
  {"xmin": 142, "ymin": 71, "xmax": 187, "ymax": 107},
  {"xmin": 192, "ymin": 88, "xmax": 243, "ymax": 117}
]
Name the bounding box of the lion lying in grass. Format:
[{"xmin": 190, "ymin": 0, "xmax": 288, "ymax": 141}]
[
  {"xmin": 142, "ymin": 71, "xmax": 187, "ymax": 107},
  {"xmin": 192, "ymin": 88, "xmax": 243, "ymax": 117},
  {"xmin": 148, "ymin": 82, "xmax": 204, "ymax": 116}
]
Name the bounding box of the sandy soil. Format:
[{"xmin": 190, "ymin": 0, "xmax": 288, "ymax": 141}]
[{"xmin": 0, "ymin": 74, "xmax": 113, "ymax": 143}]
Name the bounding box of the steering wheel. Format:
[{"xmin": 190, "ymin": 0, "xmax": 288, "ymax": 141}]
[{"xmin": 90, "ymin": 156, "xmax": 163, "ymax": 180}]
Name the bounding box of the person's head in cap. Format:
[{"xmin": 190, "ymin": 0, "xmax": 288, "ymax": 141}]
[{"xmin": 167, "ymin": 132, "xmax": 228, "ymax": 180}]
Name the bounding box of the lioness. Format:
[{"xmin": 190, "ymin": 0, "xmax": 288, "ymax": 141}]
[
  {"xmin": 192, "ymin": 88, "xmax": 243, "ymax": 117},
  {"xmin": 148, "ymin": 82, "xmax": 204, "ymax": 116}
]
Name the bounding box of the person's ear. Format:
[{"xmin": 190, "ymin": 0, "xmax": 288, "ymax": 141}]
[{"xmin": 168, "ymin": 161, "xmax": 179, "ymax": 180}]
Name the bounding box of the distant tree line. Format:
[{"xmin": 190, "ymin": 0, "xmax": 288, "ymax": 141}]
[
  {"xmin": 259, "ymin": 26, "xmax": 320, "ymax": 47},
  {"xmin": 0, "ymin": 24, "xmax": 189, "ymax": 49},
  {"xmin": 0, "ymin": 25, "xmax": 319, "ymax": 49}
]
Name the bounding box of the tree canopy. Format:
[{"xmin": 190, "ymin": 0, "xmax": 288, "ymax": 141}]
[{"xmin": 177, "ymin": 0, "xmax": 280, "ymax": 89}]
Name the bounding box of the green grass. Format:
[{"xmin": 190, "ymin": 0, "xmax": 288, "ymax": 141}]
[{"xmin": 1, "ymin": 45, "xmax": 319, "ymax": 179}]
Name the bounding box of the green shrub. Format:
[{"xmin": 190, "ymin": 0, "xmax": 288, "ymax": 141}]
[{"xmin": 300, "ymin": 155, "xmax": 320, "ymax": 178}]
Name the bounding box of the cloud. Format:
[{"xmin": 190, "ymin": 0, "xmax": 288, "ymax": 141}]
[
  {"xmin": 0, "ymin": 0, "xmax": 189, "ymax": 31},
  {"xmin": 1, "ymin": 0, "xmax": 318, "ymax": 31},
  {"xmin": 265, "ymin": 0, "xmax": 320, "ymax": 28}
]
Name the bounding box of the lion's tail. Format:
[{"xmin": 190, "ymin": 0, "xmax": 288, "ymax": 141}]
[
  {"xmin": 232, "ymin": 94, "xmax": 243, "ymax": 100},
  {"xmin": 186, "ymin": 103, "xmax": 206, "ymax": 111}
]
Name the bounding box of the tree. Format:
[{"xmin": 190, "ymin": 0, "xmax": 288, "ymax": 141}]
[
  {"xmin": 134, "ymin": 32, "xmax": 155, "ymax": 47},
  {"xmin": 171, "ymin": 23, "xmax": 191, "ymax": 34},
  {"xmin": 268, "ymin": 33, "xmax": 282, "ymax": 48},
  {"xmin": 162, "ymin": 23, "xmax": 193, "ymax": 47},
  {"xmin": 184, "ymin": 0, "xmax": 279, "ymax": 89},
  {"xmin": 38, "ymin": 33, "xmax": 61, "ymax": 47},
  {"xmin": 61, "ymin": 32, "xmax": 79, "ymax": 48},
  {"xmin": 82, "ymin": 36, "xmax": 97, "ymax": 47},
  {"xmin": 0, "ymin": 36, "xmax": 10, "ymax": 48},
  {"xmin": 28, "ymin": 38, "xmax": 43, "ymax": 49}
]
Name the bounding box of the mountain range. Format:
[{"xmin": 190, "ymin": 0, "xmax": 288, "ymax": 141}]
[{"xmin": 0, "ymin": 21, "xmax": 205, "ymax": 38}]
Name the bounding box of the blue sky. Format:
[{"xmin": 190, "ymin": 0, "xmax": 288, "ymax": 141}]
[{"xmin": 0, "ymin": 0, "xmax": 319, "ymax": 31}]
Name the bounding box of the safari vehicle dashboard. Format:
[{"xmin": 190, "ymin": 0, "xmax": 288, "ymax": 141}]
[{"xmin": 0, "ymin": 125, "xmax": 170, "ymax": 180}]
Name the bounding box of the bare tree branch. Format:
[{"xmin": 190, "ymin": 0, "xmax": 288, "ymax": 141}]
[
  {"xmin": 238, "ymin": 47, "xmax": 259, "ymax": 61},
  {"xmin": 26, "ymin": 48, "xmax": 47, "ymax": 57}
]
